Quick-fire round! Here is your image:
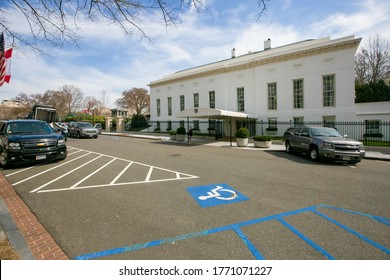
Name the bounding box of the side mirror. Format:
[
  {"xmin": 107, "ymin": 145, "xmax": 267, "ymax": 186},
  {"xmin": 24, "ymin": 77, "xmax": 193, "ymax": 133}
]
[{"xmin": 344, "ymin": 134, "xmax": 349, "ymax": 138}]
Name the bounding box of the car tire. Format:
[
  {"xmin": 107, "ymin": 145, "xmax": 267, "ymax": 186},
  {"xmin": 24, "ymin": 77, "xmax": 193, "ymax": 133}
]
[
  {"xmin": 0, "ymin": 152, "xmax": 9, "ymax": 169},
  {"xmin": 309, "ymin": 146, "xmax": 320, "ymax": 161},
  {"xmin": 285, "ymin": 141, "xmax": 292, "ymax": 153}
]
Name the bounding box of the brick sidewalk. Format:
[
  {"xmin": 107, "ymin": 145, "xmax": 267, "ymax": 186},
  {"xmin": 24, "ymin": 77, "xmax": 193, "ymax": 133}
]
[{"xmin": 0, "ymin": 173, "xmax": 68, "ymax": 260}]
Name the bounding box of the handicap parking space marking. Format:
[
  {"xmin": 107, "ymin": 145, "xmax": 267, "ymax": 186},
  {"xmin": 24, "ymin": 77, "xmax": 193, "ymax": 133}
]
[
  {"xmin": 75, "ymin": 204, "xmax": 390, "ymax": 260},
  {"xmin": 186, "ymin": 183, "xmax": 249, "ymax": 208},
  {"xmin": 4, "ymin": 146, "xmax": 199, "ymax": 193}
]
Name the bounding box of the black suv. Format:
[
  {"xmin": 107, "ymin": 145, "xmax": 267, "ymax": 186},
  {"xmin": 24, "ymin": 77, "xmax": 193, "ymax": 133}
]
[
  {"xmin": 0, "ymin": 119, "xmax": 67, "ymax": 168},
  {"xmin": 283, "ymin": 126, "xmax": 365, "ymax": 164}
]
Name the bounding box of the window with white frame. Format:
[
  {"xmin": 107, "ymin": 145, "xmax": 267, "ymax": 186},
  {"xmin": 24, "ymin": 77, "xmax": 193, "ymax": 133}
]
[
  {"xmin": 167, "ymin": 97, "xmax": 172, "ymax": 116},
  {"xmin": 267, "ymin": 82, "xmax": 277, "ymax": 110},
  {"xmin": 323, "ymin": 115, "xmax": 336, "ymax": 128},
  {"xmin": 293, "ymin": 79, "xmax": 304, "ymax": 109},
  {"xmin": 323, "ymin": 74, "xmax": 335, "ymax": 107},
  {"xmin": 180, "ymin": 95, "xmax": 185, "ymax": 111},
  {"xmin": 156, "ymin": 99, "xmax": 160, "ymax": 117},
  {"xmin": 193, "ymin": 120, "xmax": 199, "ymax": 131},
  {"xmin": 209, "ymin": 91, "xmax": 215, "ymax": 109},
  {"xmin": 365, "ymin": 120, "xmax": 381, "ymax": 136},
  {"xmin": 267, "ymin": 118, "xmax": 278, "ymax": 132},
  {"xmin": 194, "ymin": 93, "xmax": 199, "ymax": 108},
  {"xmin": 237, "ymin": 87, "xmax": 245, "ymax": 112}
]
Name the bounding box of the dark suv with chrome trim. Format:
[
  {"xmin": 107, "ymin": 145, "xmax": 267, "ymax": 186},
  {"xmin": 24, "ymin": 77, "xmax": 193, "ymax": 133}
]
[
  {"xmin": 283, "ymin": 126, "xmax": 365, "ymax": 164},
  {"xmin": 0, "ymin": 119, "xmax": 67, "ymax": 168}
]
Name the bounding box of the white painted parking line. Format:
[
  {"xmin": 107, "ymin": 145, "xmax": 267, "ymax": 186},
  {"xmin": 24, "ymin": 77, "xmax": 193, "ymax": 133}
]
[
  {"xmin": 145, "ymin": 167, "xmax": 153, "ymax": 182},
  {"xmin": 11, "ymin": 152, "xmax": 92, "ymax": 186},
  {"xmin": 30, "ymin": 155, "xmax": 104, "ymax": 193},
  {"xmin": 69, "ymin": 158, "xmax": 116, "ymax": 189},
  {"xmin": 109, "ymin": 162, "xmax": 133, "ymax": 185},
  {"xmin": 17, "ymin": 146, "xmax": 199, "ymax": 193}
]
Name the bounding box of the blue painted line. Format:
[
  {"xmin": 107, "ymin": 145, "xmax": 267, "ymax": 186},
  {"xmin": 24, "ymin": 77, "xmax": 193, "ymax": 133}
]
[
  {"xmin": 319, "ymin": 204, "xmax": 390, "ymax": 227},
  {"xmin": 233, "ymin": 227, "xmax": 265, "ymax": 260},
  {"xmin": 277, "ymin": 218, "xmax": 335, "ymax": 260},
  {"xmin": 75, "ymin": 205, "xmax": 389, "ymax": 260},
  {"xmin": 75, "ymin": 230, "xmax": 211, "ymax": 260},
  {"xmin": 75, "ymin": 205, "xmax": 319, "ymax": 260},
  {"xmin": 313, "ymin": 209, "xmax": 390, "ymax": 255}
]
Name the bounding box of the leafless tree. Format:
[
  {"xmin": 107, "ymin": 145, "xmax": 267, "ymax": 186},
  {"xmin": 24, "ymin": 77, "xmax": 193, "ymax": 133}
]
[
  {"xmin": 11, "ymin": 85, "xmax": 83, "ymax": 116},
  {"xmin": 1, "ymin": 0, "xmax": 269, "ymax": 52},
  {"xmin": 84, "ymin": 95, "xmax": 103, "ymax": 115},
  {"xmin": 355, "ymin": 34, "xmax": 390, "ymax": 84},
  {"xmin": 115, "ymin": 87, "xmax": 150, "ymax": 115},
  {"xmin": 62, "ymin": 84, "xmax": 84, "ymax": 114}
]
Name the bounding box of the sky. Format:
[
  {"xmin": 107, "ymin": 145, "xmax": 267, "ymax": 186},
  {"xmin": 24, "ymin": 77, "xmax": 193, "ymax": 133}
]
[{"xmin": 1, "ymin": 0, "xmax": 390, "ymax": 107}]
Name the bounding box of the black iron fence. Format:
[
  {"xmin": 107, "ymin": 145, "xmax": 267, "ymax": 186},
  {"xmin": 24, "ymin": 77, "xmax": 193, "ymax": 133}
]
[{"xmin": 142, "ymin": 120, "xmax": 390, "ymax": 147}]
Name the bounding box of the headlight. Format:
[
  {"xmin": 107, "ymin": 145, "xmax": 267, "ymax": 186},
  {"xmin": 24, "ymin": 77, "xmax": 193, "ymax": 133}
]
[
  {"xmin": 359, "ymin": 144, "xmax": 365, "ymax": 151},
  {"xmin": 58, "ymin": 139, "xmax": 66, "ymax": 146},
  {"xmin": 321, "ymin": 142, "xmax": 333, "ymax": 149},
  {"xmin": 8, "ymin": 142, "xmax": 21, "ymax": 150}
]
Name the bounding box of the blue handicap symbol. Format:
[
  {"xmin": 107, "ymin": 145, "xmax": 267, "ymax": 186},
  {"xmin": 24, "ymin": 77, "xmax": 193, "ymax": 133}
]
[{"xmin": 186, "ymin": 183, "xmax": 249, "ymax": 208}]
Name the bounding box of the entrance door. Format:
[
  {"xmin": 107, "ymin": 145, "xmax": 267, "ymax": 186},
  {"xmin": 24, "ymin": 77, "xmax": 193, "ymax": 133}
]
[{"xmin": 215, "ymin": 121, "xmax": 222, "ymax": 140}]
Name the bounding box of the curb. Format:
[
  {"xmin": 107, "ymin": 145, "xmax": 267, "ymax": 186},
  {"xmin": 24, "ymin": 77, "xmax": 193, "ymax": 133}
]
[
  {"xmin": 0, "ymin": 198, "xmax": 34, "ymax": 259},
  {"xmin": 0, "ymin": 173, "xmax": 69, "ymax": 260}
]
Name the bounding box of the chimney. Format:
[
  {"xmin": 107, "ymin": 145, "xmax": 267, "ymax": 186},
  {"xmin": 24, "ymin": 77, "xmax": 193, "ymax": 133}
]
[
  {"xmin": 231, "ymin": 48, "xmax": 236, "ymax": 58},
  {"xmin": 264, "ymin": 38, "xmax": 271, "ymax": 50}
]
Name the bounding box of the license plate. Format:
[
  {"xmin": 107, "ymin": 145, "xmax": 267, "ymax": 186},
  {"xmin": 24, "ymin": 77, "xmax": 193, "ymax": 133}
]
[
  {"xmin": 342, "ymin": 156, "xmax": 351, "ymax": 161},
  {"xmin": 36, "ymin": 155, "xmax": 47, "ymax": 160}
]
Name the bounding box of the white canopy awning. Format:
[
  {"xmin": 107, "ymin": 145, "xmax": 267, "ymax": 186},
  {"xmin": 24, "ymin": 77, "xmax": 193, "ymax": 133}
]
[{"xmin": 176, "ymin": 108, "xmax": 256, "ymax": 119}]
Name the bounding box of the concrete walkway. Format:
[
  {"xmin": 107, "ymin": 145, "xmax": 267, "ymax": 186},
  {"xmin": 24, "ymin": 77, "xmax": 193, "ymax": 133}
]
[{"xmin": 105, "ymin": 131, "xmax": 390, "ymax": 161}]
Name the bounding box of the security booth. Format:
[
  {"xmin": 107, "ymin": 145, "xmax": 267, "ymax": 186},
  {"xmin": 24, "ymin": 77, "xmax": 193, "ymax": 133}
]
[{"xmin": 176, "ymin": 107, "xmax": 256, "ymax": 146}]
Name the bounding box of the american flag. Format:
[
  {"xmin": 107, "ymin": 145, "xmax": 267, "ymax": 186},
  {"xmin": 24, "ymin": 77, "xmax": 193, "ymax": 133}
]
[{"xmin": 0, "ymin": 33, "xmax": 13, "ymax": 87}]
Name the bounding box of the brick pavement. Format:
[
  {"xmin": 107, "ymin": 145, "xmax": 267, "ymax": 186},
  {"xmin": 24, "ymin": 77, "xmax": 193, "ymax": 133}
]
[{"xmin": 0, "ymin": 173, "xmax": 68, "ymax": 260}]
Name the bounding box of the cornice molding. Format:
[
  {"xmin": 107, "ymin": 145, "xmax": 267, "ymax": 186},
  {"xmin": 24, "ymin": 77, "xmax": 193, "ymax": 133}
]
[{"xmin": 149, "ymin": 38, "xmax": 361, "ymax": 88}]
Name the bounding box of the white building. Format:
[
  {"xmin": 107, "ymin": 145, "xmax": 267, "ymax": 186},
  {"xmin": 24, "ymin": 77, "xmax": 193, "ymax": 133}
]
[{"xmin": 149, "ymin": 35, "xmax": 361, "ymax": 136}]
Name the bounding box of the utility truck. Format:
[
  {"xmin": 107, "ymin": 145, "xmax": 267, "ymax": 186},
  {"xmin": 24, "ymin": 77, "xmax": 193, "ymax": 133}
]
[{"xmin": 26, "ymin": 104, "xmax": 58, "ymax": 122}]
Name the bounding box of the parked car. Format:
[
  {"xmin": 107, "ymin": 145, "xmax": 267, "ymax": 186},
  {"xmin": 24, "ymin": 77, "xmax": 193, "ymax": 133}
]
[
  {"xmin": 68, "ymin": 122, "xmax": 99, "ymax": 138},
  {"xmin": 0, "ymin": 119, "xmax": 67, "ymax": 168},
  {"xmin": 283, "ymin": 126, "xmax": 365, "ymax": 164},
  {"xmin": 94, "ymin": 123, "xmax": 102, "ymax": 134}
]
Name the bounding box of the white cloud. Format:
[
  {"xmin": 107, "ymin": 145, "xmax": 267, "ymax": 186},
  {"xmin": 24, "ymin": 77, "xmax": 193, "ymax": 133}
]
[
  {"xmin": 2, "ymin": 0, "xmax": 390, "ymax": 108},
  {"xmin": 309, "ymin": 0, "xmax": 390, "ymax": 39}
]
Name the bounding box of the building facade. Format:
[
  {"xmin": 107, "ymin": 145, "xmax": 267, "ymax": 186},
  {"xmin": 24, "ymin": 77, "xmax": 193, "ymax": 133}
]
[{"xmin": 149, "ymin": 36, "xmax": 361, "ymax": 136}]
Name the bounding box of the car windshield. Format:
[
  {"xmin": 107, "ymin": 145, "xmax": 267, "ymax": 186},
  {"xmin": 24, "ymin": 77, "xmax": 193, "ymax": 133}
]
[
  {"xmin": 310, "ymin": 127, "xmax": 342, "ymax": 137},
  {"xmin": 78, "ymin": 123, "xmax": 93, "ymax": 128},
  {"xmin": 6, "ymin": 122, "xmax": 53, "ymax": 134}
]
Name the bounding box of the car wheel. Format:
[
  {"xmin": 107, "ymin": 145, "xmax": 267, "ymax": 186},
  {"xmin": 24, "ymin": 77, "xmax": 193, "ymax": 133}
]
[
  {"xmin": 309, "ymin": 146, "xmax": 320, "ymax": 161},
  {"xmin": 285, "ymin": 141, "xmax": 292, "ymax": 153},
  {"xmin": 0, "ymin": 152, "xmax": 9, "ymax": 169}
]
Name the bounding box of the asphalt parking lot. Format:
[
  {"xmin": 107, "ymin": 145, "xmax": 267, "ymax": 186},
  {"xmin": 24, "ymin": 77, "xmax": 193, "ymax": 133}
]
[{"xmin": 1, "ymin": 134, "xmax": 390, "ymax": 260}]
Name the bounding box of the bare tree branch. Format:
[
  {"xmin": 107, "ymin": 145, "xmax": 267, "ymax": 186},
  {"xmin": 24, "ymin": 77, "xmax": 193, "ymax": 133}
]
[
  {"xmin": 1, "ymin": 0, "xmax": 269, "ymax": 53},
  {"xmin": 355, "ymin": 34, "xmax": 390, "ymax": 84}
]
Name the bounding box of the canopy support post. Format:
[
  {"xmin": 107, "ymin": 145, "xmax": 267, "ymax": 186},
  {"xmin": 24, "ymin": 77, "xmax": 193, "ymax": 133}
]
[
  {"xmin": 230, "ymin": 116, "xmax": 232, "ymax": 147},
  {"xmin": 187, "ymin": 117, "xmax": 190, "ymax": 144}
]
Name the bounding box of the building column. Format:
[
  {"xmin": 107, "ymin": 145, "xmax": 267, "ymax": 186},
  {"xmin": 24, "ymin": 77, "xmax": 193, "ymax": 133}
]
[
  {"xmin": 105, "ymin": 117, "xmax": 112, "ymax": 132},
  {"xmin": 116, "ymin": 116, "xmax": 124, "ymax": 132}
]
